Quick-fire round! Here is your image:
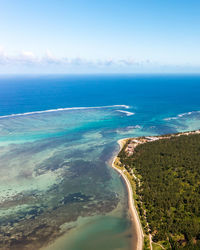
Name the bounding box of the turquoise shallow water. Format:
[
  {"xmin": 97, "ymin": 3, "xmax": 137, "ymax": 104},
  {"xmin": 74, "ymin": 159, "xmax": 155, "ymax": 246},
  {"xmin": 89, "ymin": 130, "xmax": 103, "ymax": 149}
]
[{"xmin": 0, "ymin": 75, "xmax": 200, "ymax": 249}]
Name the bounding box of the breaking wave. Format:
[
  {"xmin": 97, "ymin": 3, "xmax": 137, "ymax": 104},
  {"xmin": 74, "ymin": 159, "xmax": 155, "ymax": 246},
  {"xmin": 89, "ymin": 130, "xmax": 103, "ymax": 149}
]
[
  {"xmin": 164, "ymin": 111, "xmax": 200, "ymax": 121},
  {"xmin": 116, "ymin": 110, "xmax": 135, "ymax": 116},
  {"xmin": 0, "ymin": 105, "xmax": 130, "ymax": 119}
]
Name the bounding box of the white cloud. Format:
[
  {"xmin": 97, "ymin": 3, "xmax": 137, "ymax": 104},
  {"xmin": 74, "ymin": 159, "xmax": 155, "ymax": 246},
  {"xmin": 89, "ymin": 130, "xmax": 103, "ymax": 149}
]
[
  {"xmin": 0, "ymin": 48, "xmax": 199, "ymax": 74},
  {"xmin": 0, "ymin": 46, "xmax": 5, "ymax": 55},
  {"xmin": 21, "ymin": 51, "xmax": 35, "ymax": 59},
  {"xmin": 0, "ymin": 49, "xmax": 143, "ymax": 67},
  {"xmin": 15, "ymin": 51, "xmax": 37, "ymax": 64}
]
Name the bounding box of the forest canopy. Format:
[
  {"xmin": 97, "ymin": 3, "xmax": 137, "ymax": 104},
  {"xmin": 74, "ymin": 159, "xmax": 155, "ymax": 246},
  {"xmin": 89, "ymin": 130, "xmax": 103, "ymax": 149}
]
[{"xmin": 119, "ymin": 134, "xmax": 200, "ymax": 249}]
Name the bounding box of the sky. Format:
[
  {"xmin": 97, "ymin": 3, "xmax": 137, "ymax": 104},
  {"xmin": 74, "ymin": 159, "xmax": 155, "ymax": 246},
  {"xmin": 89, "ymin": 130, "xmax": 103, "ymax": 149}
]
[{"xmin": 0, "ymin": 0, "xmax": 200, "ymax": 74}]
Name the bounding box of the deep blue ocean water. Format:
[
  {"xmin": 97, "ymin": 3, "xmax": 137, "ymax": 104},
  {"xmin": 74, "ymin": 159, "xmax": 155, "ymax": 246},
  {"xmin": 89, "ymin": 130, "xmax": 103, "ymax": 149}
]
[
  {"xmin": 0, "ymin": 74, "xmax": 200, "ymax": 250},
  {"xmin": 1, "ymin": 74, "xmax": 200, "ymax": 117}
]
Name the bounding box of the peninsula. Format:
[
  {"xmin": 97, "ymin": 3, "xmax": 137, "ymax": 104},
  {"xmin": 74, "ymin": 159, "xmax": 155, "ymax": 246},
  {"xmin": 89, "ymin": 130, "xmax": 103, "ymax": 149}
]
[{"xmin": 113, "ymin": 130, "xmax": 200, "ymax": 250}]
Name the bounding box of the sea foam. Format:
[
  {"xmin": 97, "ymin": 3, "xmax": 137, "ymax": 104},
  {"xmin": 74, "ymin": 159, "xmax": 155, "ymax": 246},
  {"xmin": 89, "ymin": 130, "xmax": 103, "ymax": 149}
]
[
  {"xmin": 0, "ymin": 105, "xmax": 130, "ymax": 119},
  {"xmin": 164, "ymin": 111, "xmax": 200, "ymax": 121},
  {"xmin": 116, "ymin": 110, "xmax": 135, "ymax": 116}
]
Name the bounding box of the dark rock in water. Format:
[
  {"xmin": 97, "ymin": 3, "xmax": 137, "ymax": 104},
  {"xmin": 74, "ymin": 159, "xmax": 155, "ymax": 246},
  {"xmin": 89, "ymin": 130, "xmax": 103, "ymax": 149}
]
[{"xmin": 60, "ymin": 192, "xmax": 92, "ymax": 205}]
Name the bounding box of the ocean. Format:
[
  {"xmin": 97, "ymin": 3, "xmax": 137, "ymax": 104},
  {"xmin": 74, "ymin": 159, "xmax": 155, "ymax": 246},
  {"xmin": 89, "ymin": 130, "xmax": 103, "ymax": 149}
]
[{"xmin": 0, "ymin": 74, "xmax": 200, "ymax": 250}]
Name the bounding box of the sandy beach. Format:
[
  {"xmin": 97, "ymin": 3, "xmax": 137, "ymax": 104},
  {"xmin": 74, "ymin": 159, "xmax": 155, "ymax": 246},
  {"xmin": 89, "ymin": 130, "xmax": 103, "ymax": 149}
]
[{"xmin": 111, "ymin": 139, "xmax": 144, "ymax": 250}]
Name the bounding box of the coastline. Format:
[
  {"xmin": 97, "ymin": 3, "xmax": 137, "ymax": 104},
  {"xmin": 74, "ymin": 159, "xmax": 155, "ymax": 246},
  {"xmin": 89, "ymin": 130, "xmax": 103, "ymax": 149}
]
[
  {"xmin": 111, "ymin": 139, "xmax": 144, "ymax": 250},
  {"xmin": 113, "ymin": 130, "xmax": 200, "ymax": 250}
]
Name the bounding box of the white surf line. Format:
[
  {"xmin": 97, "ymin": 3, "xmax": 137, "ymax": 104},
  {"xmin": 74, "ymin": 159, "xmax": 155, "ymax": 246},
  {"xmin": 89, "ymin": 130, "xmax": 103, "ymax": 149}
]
[
  {"xmin": 116, "ymin": 110, "xmax": 135, "ymax": 116},
  {"xmin": 127, "ymin": 125, "xmax": 141, "ymax": 129},
  {"xmin": 0, "ymin": 105, "xmax": 130, "ymax": 119},
  {"xmin": 111, "ymin": 139, "xmax": 144, "ymax": 250},
  {"xmin": 164, "ymin": 110, "xmax": 200, "ymax": 121}
]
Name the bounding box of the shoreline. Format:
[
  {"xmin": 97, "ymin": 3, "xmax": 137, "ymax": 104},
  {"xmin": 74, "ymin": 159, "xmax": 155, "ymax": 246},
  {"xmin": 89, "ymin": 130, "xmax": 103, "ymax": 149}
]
[
  {"xmin": 113, "ymin": 130, "xmax": 200, "ymax": 250},
  {"xmin": 111, "ymin": 139, "xmax": 144, "ymax": 250}
]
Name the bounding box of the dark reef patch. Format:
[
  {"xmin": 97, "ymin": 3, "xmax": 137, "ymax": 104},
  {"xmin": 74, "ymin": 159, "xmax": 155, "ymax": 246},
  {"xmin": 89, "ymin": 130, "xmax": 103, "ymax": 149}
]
[{"xmin": 60, "ymin": 192, "xmax": 93, "ymax": 205}]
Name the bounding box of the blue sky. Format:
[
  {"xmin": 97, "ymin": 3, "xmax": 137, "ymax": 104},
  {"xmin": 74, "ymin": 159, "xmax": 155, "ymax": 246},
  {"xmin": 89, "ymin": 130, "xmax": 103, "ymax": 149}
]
[{"xmin": 0, "ymin": 0, "xmax": 200, "ymax": 73}]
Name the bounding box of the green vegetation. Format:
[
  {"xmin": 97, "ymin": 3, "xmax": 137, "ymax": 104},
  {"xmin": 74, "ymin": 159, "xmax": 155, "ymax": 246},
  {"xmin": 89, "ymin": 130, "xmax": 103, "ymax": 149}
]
[
  {"xmin": 152, "ymin": 243, "xmax": 163, "ymax": 250},
  {"xmin": 119, "ymin": 134, "xmax": 200, "ymax": 249},
  {"xmin": 143, "ymin": 235, "xmax": 151, "ymax": 250}
]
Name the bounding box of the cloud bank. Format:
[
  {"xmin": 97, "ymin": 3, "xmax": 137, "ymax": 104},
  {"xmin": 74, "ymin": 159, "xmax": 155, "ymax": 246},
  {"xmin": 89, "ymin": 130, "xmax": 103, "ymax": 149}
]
[
  {"xmin": 0, "ymin": 49, "xmax": 143, "ymax": 67},
  {"xmin": 0, "ymin": 48, "xmax": 199, "ymax": 74}
]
